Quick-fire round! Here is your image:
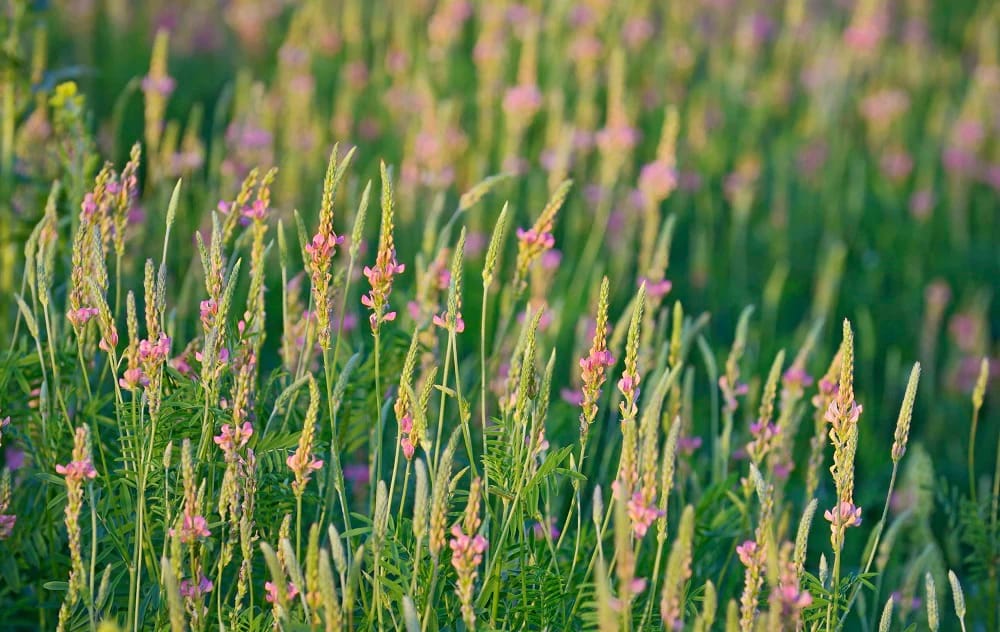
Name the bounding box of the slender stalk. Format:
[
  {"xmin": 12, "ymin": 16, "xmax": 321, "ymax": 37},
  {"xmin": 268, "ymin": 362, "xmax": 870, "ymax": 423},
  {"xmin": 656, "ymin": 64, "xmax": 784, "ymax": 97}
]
[
  {"xmin": 841, "ymin": 467, "xmax": 900, "ymax": 628},
  {"xmin": 969, "ymin": 403, "xmax": 982, "ymax": 503},
  {"xmin": 432, "ymin": 335, "xmax": 454, "ymax": 470},
  {"xmin": 371, "ymin": 331, "xmax": 383, "ymax": 510},
  {"xmin": 87, "ymin": 482, "xmax": 97, "ymax": 632},
  {"xmin": 322, "ymin": 348, "xmax": 352, "ymax": 544},
  {"xmin": 449, "ymin": 328, "xmax": 478, "ymax": 478},
  {"xmin": 480, "ymin": 284, "xmax": 490, "ymax": 495}
]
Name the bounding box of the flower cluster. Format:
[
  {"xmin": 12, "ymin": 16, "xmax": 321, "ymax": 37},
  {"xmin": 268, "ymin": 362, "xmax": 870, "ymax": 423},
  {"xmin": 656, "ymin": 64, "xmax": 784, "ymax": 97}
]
[
  {"xmin": 638, "ymin": 160, "xmax": 678, "ymax": 205},
  {"xmin": 170, "ymin": 513, "xmax": 212, "ymax": 544},
  {"xmin": 265, "ymin": 581, "xmax": 299, "ymax": 604},
  {"xmin": 180, "ymin": 574, "xmax": 214, "ymax": 600},
  {"xmin": 578, "ymin": 311, "xmax": 615, "ymax": 434},
  {"xmin": 513, "ymin": 180, "xmax": 571, "ymax": 292},
  {"xmin": 288, "ymin": 378, "xmax": 323, "ymax": 495},
  {"xmin": 626, "ymin": 491, "xmax": 663, "ymax": 538},
  {"xmin": 450, "ymin": 477, "xmax": 486, "ymax": 629},
  {"xmin": 826, "ymin": 321, "xmax": 864, "ymax": 548},
  {"xmin": 503, "ymin": 83, "xmax": 543, "ymax": 130},
  {"xmin": 771, "ymin": 543, "xmax": 812, "ymax": 624},
  {"xmin": 56, "ymin": 427, "xmax": 96, "ymax": 605},
  {"xmin": 363, "ymin": 163, "xmax": 405, "ymax": 331},
  {"xmin": 823, "ymin": 500, "xmax": 863, "ymax": 532},
  {"xmin": 638, "ymin": 276, "xmax": 672, "ymax": 300},
  {"xmin": 719, "ymin": 375, "xmax": 749, "ymax": 414},
  {"xmin": 213, "ymin": 421, "xmax": 254, "ymax": 461},
  {"xmin": 0, "ymin": 469, "xmax": 15, "ymax": 540}
]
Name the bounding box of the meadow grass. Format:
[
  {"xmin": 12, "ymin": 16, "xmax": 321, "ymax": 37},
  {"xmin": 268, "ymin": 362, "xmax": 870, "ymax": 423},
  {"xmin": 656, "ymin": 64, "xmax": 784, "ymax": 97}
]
[{"xmin": 0, "ymin": 1, "xmax": 997, "ymax": 630}]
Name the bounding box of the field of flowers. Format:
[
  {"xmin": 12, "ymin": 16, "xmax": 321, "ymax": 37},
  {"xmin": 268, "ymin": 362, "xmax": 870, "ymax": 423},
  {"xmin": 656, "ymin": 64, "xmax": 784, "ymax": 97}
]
[{"xmin": 0, "ymin": 0, "xmax": 997, "ymax": 630}]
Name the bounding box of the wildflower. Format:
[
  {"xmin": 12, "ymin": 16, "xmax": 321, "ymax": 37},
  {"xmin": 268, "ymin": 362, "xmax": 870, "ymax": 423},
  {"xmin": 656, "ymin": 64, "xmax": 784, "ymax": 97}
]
[
  {"xmin": 362, "ymin": 162, "xmax": 405, "ymax": 331},
  {"xmin": 57, "ymin": 427, "xmax": 96, "ymax": 603},
  {"xmin": 738, "ymin": 470, "xmax": 773, "ymax": 630},
  {"xmin": 170, "ymin": 514, "xmax": 212, "ymax": 543},
  {"xmin": 67, "ymin": 307, "xmax": 99, "ymax": 327},
  {"xmin": 142, "ymin": 30, "xmax": 173, "ymax": 153},
  {"xmin": 595, "ymin": 123, "xmax": 640, "ymax": 156},
  {"xmin": 0, "ymin": 514, "xmax": 14, "ymax": 539},
  {"xmin": 561, "ymin": 388, "xmax": 584, "ymax": 406},
  {"xmin": 55, "ymin": 448, "xmax": 98, "ymax": 482},
  {"xmin": 400, "ymin": 436, "xmax": 415, "ymax": 460},
  {"xmin": 824, "ymin": 399, "xmax": 862, "ymax": 426},
  {"xmin": 660, "ymin": 506, "xmax": 695, "ymax": 630},
  {"xmin": 942, "ymin": 146, "xmax": 978, "ymax": 178},
  {"xmin": 827, "ymin": 321, "xmax": 863, "ymax": 551},
  {"xmin": 429, "ymin": 436, "xmax": 459, "ymax": 560},
  {"xmin": 579, "ymin": 279, "xmax": 614, "ymax": 435},
  {"xmin": 824, "ymin": 501, "xmax": 863, "ymax": 532},
  {"xmin": 513, "ymin": 180, "xmax": 572, "ymax": 293},
  {"xmin": 718, "ymin": 375, "xmax": 749, "ymax": 413},
  {"xmin": 678, "ymin": 436, "xmax": 702, "ymax": 455},
  {"xmin": 451, "ymin": 477, "xmax": 486, "ymax": 629},
  {"xmin": 541, "ymin": 249, "xmax": 562, "ymax": 271},
  {"xmin": 568, "ymin": 32, "xmax": 601, "ymax": 73},
  {"xmin": 179, "ymin": 574, "xmax": 214, "ymax": 599},
  {"xmin": 0, "ymin": 470, "xmax": 15, "ymax": 539},
  {"xmin": 194, "ymin": 347, "xmax": 229, "ymax": 365},
  {"xmin": 622, "ymin": 17, "xmax": 654, "ymax": 49},
  {"xmin": 638, "ymin": 160, "xmax": 678, "ymax": 205},
  {"xmin": 736, "ymin": 540, "xmax": 759, "ymax": 567},
  {"xmin": 265, "ymin": 581, "xmax": 299, "ymax": 603},
  {"xmin": 614, "ymin": 284, "xmax": 647, "ymax": 500},
  {"xmin": 141, "ymin": 75, "xmax": 176, "ymax": 98},
  {"xmin": 891, "ymin": 591, "xmax": 922, "ymax": 615},
  {"xmin": 771, "ymin": 544, "xmax": 812, "ymax": 623},
  {"xmin": 503, "ymin": 84, "xmax": 543, "ymax": 129},
  {"xmin": 639, "ymin": 276, "xmax": 672, "ymax": 299},
  {"xmin": 307, "ymin": 148, "xmax": 353, "ymax": 348},
  {"xmin": 138, "ymin": 333, "xmax": 171, "ymax": 363},
  {"xmin": 432, "ymin": 311, "xmax": 465, "ymax": 333},
  {"xmin": 782, "ymin": 366, "xmax": 814, "ymax": 391},
  {"xmin": 627, "ymin": 492, "xmax": 663, "ymax": 538},
  {"xmin": 909, "ymin": 189, "xmax": 935, "ymax": 220},
  {"xmin": 531, "ymin": 518, "xmax": 560, "ymax": 541},
  {"xmin": 880, "ymin": 148, "xmax": 914, "ymax": 182},
  {"xmin": 5, "ymin": 448, "xmax": 24, "ymax": 471},
  {"xmin": 747, "ymin": 419, "xmax": 779, "ymax": 462},
  {"xmin": 214, "ymin": 422, "xmax": 254, "ymax": 456},
  {"xmin": 239, "ymin": 198, "xmax": 268, "ymax": 223},
  {"xmin": 199, "ymin": 298, "xmax": 218, "ymax": 328},
  {"xmin": 618, "ymin": 371, "xmax": 641, "ymax": 415},
  {"xmin": 288, "ymin": 378, "xmax": 323, "ymax": 495},
  {"xmin": 858, "ymin": 89, "xmax": 909, "ymax": 128},
  {"xmin": 515, "ymin": 227, "xmax": 555, "ymax": 250},
  {"xmin": 344, "ymin": 463, "xmax": 369, "ymax": 487},
  {"xmin": 118, "ymin": 367, "xmax": 150, "ymax": 390}
]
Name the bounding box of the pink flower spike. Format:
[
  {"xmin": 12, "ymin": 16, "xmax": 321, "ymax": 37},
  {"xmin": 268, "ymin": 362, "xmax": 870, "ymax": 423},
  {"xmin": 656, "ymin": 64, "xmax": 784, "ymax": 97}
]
[
  {"xmin": 736, "ymin": 540, "xmax": 758, "ymax": 567},
  {"xmin": 824, "ymin": 501, "xmax": 863, "ymax": 531},
  {"xmin": 0, "ymin": 514, "xmax": 16, "ymax": 539},
  {"xmin": 401, "ymin": 437, "xmax": 415, "ymax": 460}
]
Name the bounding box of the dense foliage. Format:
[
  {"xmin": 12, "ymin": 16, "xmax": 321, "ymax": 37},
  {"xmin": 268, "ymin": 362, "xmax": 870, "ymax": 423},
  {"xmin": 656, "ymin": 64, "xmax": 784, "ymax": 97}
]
[{"xmin": 0, "ymin": 1, "xmax": 997, "ymax": 630}]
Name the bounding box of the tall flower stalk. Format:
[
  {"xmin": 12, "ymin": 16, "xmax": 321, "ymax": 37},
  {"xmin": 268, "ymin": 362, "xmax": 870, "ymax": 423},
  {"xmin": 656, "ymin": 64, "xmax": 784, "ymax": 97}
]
[{"xmin": 363, "ymin": 161, "xmax": 404, "ymax": 507}]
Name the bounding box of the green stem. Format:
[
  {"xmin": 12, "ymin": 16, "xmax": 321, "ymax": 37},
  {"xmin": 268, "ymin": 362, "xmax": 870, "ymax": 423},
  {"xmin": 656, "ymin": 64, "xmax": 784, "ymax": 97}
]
[
  {"xmin": 432, "ymin": 335, "xmax": 453, "ymax": 470},
  {"xmin": 321, "ymin": 348, "xmax": 352, "ymax": 546},
  {"xmin": 87, "ymin": 482, "xmax": 98, "ymax": 632},
  {"xmin": 371, "ymin": 330, "xmax": 383, "ymax": 511},
  {"xmin": 449, "ymin": 328, "xmax": 478, "ymax": 479},
  {"xmin": 480, "ymin": 284, "xmax": 491, "ymax": 496}
]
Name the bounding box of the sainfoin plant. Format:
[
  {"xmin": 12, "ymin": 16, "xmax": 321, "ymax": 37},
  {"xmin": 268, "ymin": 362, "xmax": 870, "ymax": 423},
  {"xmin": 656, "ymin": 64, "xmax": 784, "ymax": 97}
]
[{"xmin": 0, "ymin": 1, "xmax": 997, "ymax": 631}]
